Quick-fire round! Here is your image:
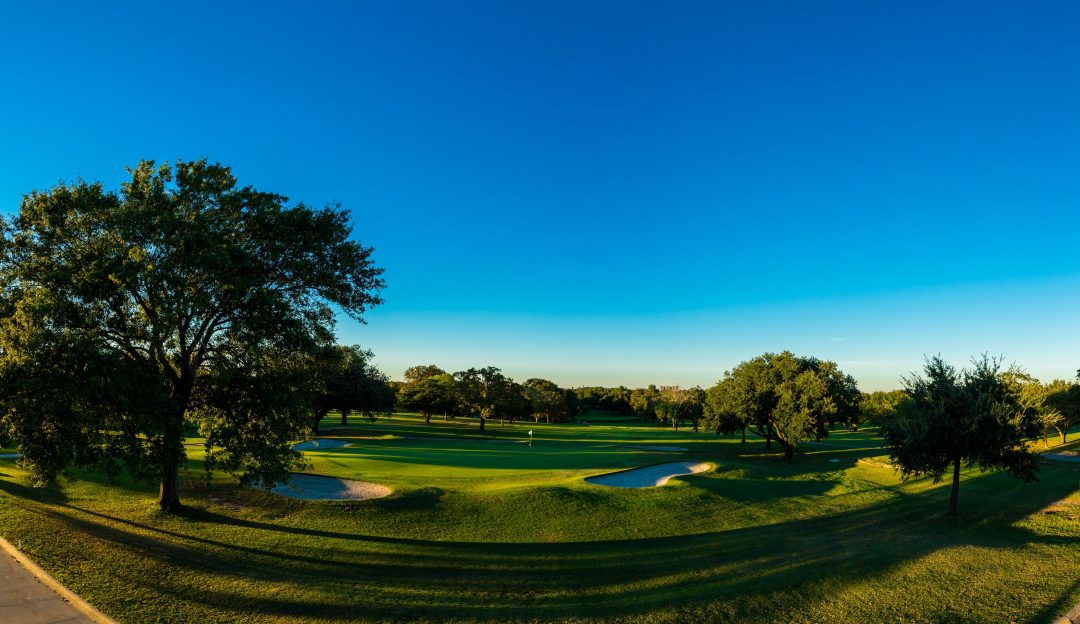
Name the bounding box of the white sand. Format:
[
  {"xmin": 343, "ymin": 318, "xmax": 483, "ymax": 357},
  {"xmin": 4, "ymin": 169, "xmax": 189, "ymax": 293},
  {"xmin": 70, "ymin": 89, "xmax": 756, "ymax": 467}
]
[
  {"xmin": 291, "ymin": 439, "xmax": 352, "ymax": 451},
  {"xmin": 586, "ymin": 461, "xmax": 711, "ymax": 488},
  {"xmin": 626, "ymin": 445, "xmax": 688, "ymax": 452},
  {"xmin": 1045, "ymin": 452, "xmax": 1080, "ymax": 463},
  {"xmin": 267, "ymin": 474, "xmax": 391, "ymax": 501}
]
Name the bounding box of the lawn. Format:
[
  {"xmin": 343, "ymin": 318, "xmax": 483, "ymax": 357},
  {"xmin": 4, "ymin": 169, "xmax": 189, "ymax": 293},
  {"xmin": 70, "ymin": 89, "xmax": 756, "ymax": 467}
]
[{"xmin": 0, "ymin": 413, "xmax": 1078, "ymax": 623}]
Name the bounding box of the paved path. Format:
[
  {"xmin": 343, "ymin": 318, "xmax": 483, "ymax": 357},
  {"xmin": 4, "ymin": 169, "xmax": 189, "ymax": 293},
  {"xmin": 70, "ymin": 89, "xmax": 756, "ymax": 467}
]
[{"xmin": 0, "ymin": 538, "xmax": 114, "ymax": 624}]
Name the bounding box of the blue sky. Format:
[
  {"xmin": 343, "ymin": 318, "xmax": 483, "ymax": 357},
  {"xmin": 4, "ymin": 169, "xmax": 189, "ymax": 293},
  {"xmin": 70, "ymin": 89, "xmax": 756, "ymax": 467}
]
[{"xmin": 3, "ymin": 1, "xmax": 1080, "ymax": 390}]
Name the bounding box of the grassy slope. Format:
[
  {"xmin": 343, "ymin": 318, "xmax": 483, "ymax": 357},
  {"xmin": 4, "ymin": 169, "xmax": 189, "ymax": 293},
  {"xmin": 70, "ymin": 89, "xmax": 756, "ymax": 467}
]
[{"xmin": 0, "ymin": 415, "xmax": 1078, "ymax": 623}]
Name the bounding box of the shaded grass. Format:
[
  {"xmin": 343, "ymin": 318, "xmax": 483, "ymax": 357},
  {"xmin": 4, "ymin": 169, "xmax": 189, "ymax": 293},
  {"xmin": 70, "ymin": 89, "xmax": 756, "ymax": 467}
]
[{"xmin": 0, "ymin": 413, "xmax": 1078, "ymax": 623}]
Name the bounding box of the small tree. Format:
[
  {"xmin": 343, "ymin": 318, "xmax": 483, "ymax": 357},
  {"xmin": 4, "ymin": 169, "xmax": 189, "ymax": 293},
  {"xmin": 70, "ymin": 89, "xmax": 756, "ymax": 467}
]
[
  {"xmin": 881, "ymin": 355, "xmax": 1040, "ymax": 517},
  {"xmin": 1045, "ymin": 375, "xmax": 1080, "ymax": 444}
]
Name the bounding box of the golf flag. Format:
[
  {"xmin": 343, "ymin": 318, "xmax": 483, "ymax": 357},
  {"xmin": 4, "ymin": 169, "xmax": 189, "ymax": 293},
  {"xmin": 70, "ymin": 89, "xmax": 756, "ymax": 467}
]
[{"xmin": 528, "ymin": 430, "xmax": 533, "ymax": 435}]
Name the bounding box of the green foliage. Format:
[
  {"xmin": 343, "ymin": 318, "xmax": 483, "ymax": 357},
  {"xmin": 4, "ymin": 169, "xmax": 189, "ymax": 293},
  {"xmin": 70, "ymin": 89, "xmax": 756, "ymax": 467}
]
[
  {"xmin": 859, "ymin": 389, "xmax": 911, "ymax": 427},
  {"xmin": 397, "ymin": 367, "xmax": 457, "ymax": 423},
  {"xmin": 881, "ymin": 355, "xmax": 1041, "ymax": 516},
  {"xmin": 1044, "ymin": 376, "xmax": 1080, "ymax": 444},
  {"xmin": 0, "ymin": 160, "xmax": 384, "ymax": 509},
  {"xmin": 306, "ymin": 345, "xmax": 394, "ymax": 430},
  {"xmin": 403, "ymin": 364, "xmax": 447, "ymax": 384},
  {"xmin": 654, "ymin": 387, "xmax": 705, "ymax": 431},
  {"xmin": 453, "ymin": 367, "xmax": 524, "ymax": 430},
  {"xmin": 704, "ymin": 352, "xmax": 860, "ymax": 458},
  {"xmin": 629, "ymin": 385, "xmax": 661, "ymax": 421},
  {"xmin": 576, "ymin": 386, "xmax": 633, "ymax": 414},
  {"xmin": 524, "ymin": 378, "xmax": 577, "ymax": 423},
  {"xmin": 194, "ymin": 347, "xmax": 313, "ymax": 486}
]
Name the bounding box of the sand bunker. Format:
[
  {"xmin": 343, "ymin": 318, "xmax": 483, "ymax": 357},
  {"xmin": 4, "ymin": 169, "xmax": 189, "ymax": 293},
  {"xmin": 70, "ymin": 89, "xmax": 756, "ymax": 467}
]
[
  {"xmin": 267, "ymin": 474, "xmax": 391, "ymax": 501},
  {"xmin": 626, "ymin": 445, "xmax": 688, "ymax": 452},
  {"xmin": 291, "ymin": 439, "xmax": 352, "ymax": 451},
  {"xmin": 1045, "ymin": 452, "xmax": 1080, "ymax": 463},
  {"xmin": 586, "ymin": 461, "xmax": 711, "ymax": 488}
]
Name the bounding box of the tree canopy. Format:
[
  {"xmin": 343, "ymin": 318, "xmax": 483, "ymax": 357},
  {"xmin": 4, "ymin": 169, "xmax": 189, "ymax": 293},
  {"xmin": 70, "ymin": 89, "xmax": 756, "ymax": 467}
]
[
  {"xmin": 524, "ymin": 378, "xmax": 578, "ymax": 423},
  {"xmin": 654, "ymin": 387, "xmax": 705, "ymax": 431},
  {"xmin": 305, "ymin": 345, "xmax": 394, "ymax": 432},
  {"xmin": 1041, "ymin": 376, "xmax": 1080, "ymax": 444},
  {"xmin": 703, "ymin": 352, "xmax": 860, "ymax": 459},
  {"xmin": 398, "ymin": 366, "xmax": 457, "ymax": 424},
  {"xmin": 880, "ymin": 355, "xmax": 1040, "ymax": 517},
  {"xmin": 859, "ymin": 390, "xmax": 911, "ymax": 428},
  {"xmin": 0, "ymin": 160, "xmax": 384, "ymax": 511}
]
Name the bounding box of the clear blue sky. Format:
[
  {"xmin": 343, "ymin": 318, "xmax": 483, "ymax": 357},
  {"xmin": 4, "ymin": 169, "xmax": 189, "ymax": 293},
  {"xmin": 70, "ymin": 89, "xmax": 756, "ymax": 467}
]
[{"xmin": 3, "ymin": 1, "xmax": 1080, "ymax": 390}]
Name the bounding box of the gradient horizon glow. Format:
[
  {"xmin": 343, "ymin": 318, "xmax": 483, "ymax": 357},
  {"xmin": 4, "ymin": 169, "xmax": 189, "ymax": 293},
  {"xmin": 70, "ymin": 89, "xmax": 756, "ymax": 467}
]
[{"xmin": 3, "ymin": 2, "xmax": 1079, "ymax": 391}]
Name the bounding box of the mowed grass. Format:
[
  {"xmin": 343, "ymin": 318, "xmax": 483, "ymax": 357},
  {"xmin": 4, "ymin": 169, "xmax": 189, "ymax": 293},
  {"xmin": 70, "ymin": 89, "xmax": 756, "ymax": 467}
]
[{"xmin": 0, "ymin": 414, "xmax": 1078, "ymax": 623}]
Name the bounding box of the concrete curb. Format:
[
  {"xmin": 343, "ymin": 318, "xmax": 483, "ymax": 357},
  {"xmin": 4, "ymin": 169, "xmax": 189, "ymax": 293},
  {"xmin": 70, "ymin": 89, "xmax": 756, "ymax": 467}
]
[
  {"xmin": 0, "ymin": 536, "xmax": 117, "ymax": 624},
  {"xmin": 1052, "ymin": 601, "xmax": 1080, "ymax": 624}
]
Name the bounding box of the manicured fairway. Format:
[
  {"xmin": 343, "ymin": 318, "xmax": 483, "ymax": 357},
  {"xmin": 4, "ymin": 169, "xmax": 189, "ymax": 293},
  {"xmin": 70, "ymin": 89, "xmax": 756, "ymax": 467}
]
[{"xmin": 0, "ymin": 417, "xmax": 1078, "ymax": 623}]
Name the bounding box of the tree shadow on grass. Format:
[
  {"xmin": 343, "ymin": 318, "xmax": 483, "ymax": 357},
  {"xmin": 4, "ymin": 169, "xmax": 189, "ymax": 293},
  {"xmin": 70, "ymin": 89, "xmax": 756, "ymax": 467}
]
[
  {"xmin": 1030, "ymin": 573, "xmax": 1080, "ymax": 624},
  {"xmin": 0, "ymin": 471, "xmax": 70, "ymax": 505}
]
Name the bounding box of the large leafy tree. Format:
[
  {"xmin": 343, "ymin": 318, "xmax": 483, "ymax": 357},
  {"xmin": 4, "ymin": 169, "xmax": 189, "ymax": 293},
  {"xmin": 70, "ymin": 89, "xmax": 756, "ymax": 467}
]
[
  {"xmin": 881, "ymin": 355, "xmax": 1040, "ymax": 517},
  {"xmin": 525, "ymin": 378, "xmax": 575, "ymax": 423},
  {"xmin": 398, "ymin": 365, "xmax": 457, "ymax": 424},
  {"xmin": 453, "ymin": 367, "xmax": 518, "ymax": 432},
  {"xmin": 0, "ymin": 160, "xmax": 384, "ymax": 511},
  {"xmin": 703, "ymin": 352, "xmax": 860, "ymax": 459}
]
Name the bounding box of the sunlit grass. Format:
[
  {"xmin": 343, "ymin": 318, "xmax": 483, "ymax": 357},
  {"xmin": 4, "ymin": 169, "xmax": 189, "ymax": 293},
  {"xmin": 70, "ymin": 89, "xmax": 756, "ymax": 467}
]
[{"xmin": 0, "ymin": 412, "xmax": 1078, "ymax": 623}]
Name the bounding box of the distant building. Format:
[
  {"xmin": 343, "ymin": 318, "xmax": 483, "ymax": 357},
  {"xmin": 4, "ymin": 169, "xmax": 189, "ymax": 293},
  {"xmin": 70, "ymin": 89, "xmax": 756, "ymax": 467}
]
[{"xmin": 658, "ymin": 385, "xmax": 680, "ymax": 392}]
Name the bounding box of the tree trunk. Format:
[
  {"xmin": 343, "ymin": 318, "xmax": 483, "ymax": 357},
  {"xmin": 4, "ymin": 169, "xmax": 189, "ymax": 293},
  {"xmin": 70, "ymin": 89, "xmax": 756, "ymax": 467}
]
[
  {"xmin": 948, "ymin": 458, "xmax": 961, "ymax": 517},
  {"xmin": 740, "ymin": 427, "xmax": 746, "ymax": 443},
  {"xmin": 478, "ymin": 416, "xmax": 485, "ymax": 432},
  {"xmin": 158, "ymin": 460, "xmax": 181, "ymax": 512},
  {"xmin": 424, "ymin": 411, "xmax": 431, "ymax": 424},
  {"xmin": 312, "ymin": 408, "xmax": 330, "ymax": 436},
  {"xmin": 158, "ymin": 406, "xmax": 186, "ymax": 512},
  {"xmin": 340, "ymin": 410, "xmax": 348, "ymax": 426},
  {"xmin": 781, "ymin": 440, "xmax": 795, "ymax": 460},
  {"xmin": 1063, "ymin": 429, "xmax": 1069, "ymax": 445}
]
